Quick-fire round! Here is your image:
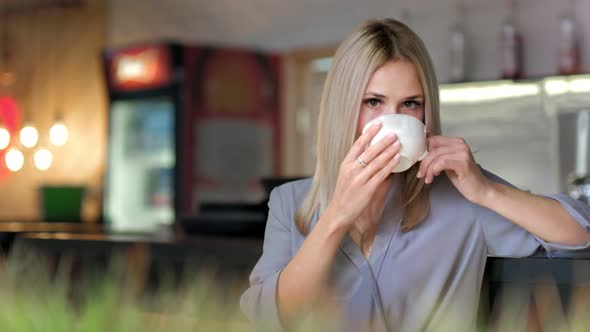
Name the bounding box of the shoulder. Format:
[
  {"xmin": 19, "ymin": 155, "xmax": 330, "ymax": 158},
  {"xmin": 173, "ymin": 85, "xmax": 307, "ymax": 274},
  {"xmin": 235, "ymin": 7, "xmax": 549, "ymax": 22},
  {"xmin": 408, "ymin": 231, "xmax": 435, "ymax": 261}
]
[
  {"xmin": 268, "ymin": 178, "xmax": 313, "ymax": 222},
  {"xmin": 427, "ymin": 166, "xmax": 515, "ymax": 217},
  {"xmin": 274, "ymin": 178, "xmax": 312, "ymax": 196},
  {"xmin": 427, "ymin": 172, "xmax": 479, "ymax": 223},
  {"xmin": 428, "ymin": 174, "xmax": 468, "ymax": 205},
  {"xmin": 272, "ymin": 178, "xmax": 313, "ymax": 202}
]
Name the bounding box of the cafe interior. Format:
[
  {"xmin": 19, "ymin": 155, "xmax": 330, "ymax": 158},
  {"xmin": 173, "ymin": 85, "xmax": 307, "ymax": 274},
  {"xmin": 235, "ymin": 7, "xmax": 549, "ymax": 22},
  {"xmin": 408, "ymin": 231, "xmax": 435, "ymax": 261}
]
[{"xmin": 1, "ymin": 0, "xmax": 590, "ymax": 330}]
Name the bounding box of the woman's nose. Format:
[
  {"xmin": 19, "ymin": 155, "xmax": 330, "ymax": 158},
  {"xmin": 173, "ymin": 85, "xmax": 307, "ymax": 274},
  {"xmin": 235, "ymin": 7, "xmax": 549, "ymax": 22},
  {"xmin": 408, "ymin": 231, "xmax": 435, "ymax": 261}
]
[{"xmin": 383, "ymin": 106, "xmax": 399, "ymax": 115}]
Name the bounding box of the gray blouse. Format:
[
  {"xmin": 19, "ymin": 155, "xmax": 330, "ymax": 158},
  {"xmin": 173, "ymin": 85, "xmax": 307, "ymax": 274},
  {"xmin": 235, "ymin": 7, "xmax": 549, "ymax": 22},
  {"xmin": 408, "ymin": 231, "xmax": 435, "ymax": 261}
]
[{"xmin": 240, "ymin": 170, "xmax": 590, "ymax": 331}]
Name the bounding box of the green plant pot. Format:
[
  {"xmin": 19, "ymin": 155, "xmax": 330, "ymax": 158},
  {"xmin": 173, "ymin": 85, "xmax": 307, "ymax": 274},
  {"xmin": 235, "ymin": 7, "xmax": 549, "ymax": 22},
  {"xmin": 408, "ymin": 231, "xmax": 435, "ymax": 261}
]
[{"xmin": 39, "ymin": 185, "xmax": 86, "ymax": 222}]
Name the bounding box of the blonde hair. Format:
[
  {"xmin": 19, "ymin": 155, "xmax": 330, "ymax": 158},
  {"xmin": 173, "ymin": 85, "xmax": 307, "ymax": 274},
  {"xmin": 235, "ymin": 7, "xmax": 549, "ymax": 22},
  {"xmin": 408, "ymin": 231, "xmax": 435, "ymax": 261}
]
[{"xmin": 295, "ymin": 18, "xmax": 442, "ymax": 234}]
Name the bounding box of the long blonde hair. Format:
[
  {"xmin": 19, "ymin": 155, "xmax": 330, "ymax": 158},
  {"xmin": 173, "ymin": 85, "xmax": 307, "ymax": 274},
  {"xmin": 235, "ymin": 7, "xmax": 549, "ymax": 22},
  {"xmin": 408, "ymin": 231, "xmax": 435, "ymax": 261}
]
[{"xmin": 295, "ymin": 18, "xmax": 442, "ymax": 235}]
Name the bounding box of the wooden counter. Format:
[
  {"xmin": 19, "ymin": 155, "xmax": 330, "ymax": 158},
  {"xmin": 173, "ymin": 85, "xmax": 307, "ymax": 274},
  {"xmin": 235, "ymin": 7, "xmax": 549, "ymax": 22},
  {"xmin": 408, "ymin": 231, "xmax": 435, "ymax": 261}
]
[{"xmin": 0, "ymin": 221, "xmax": 103, "ymax": 233}]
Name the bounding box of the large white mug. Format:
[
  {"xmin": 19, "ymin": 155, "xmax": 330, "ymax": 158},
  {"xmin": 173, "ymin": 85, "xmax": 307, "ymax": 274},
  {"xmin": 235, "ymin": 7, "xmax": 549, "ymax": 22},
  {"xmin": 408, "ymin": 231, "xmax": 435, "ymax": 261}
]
[{"xmin": 362, "ymin": 114, "xmax": 428, "ymax": 173}]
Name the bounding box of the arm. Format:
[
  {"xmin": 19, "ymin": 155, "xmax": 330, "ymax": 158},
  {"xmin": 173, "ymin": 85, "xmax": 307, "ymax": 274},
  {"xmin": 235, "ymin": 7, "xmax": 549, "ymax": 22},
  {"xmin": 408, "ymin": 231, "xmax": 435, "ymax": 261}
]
[
  {"xmin": 475, "ymin": 180, "xmax": 590, "ymax": 246},
  {"xmin": 276, "ymin": 209, "xmax": 346, "ymax": 320},
  {"xmin": 418, "ymin": 136, "xmax": 590, "ymax": 247},
  {"xmin": 240, "ymin": 187, "xmax": 297, "ymax": 331},
  {"xmin": 239, "ymin": 186, "xmax": 346, "ymax": 329}
]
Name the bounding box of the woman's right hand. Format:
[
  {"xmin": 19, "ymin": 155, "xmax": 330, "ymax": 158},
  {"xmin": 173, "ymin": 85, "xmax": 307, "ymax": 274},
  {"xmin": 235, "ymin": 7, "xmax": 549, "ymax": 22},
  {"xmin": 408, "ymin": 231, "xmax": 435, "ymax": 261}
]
[{"xmin": 324, "ymin": 121, "xmax": 402, "ymax": 232}]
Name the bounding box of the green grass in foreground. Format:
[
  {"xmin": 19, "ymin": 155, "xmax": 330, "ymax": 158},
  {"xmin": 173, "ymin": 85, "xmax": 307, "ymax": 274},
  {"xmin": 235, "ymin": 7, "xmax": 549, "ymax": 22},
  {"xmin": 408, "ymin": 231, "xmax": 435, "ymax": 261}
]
[{"xmin": 1, "ymin": 249, "xmax": 590, "ymax": 332}]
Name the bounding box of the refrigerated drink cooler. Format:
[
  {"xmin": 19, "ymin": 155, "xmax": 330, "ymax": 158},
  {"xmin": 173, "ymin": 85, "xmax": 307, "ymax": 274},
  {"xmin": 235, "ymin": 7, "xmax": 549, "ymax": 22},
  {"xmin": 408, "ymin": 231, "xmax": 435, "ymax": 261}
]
[
  {"xmin": 102, "ymin": 44, "xmax": 182, "ymax": 233},
  {"xmin": 105, "ymin": 98, "xmax": 176, "ymax": 232},
  {"xmin": 102, "ymin": 43, "xmax": 282, "ymax": 235}
]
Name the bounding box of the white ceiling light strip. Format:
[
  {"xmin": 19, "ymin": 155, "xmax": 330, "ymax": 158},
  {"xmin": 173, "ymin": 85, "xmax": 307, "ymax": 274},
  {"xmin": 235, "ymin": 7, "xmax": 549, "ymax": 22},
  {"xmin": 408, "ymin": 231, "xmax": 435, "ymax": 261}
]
[{"xmin": 440, "ymin": 83, "xmax": 540, "ymax": 103}]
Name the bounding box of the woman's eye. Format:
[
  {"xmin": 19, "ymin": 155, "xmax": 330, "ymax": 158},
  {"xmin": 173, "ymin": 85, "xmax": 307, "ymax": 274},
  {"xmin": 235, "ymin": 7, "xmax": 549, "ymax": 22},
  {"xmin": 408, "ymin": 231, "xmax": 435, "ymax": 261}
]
[
  {"xmin": 402, "ymin": 100, "xmax": 422, "ymax": 109},
  {"xmin": 366, "ymin": 98, "xmax": 381, "ymax": 107}
]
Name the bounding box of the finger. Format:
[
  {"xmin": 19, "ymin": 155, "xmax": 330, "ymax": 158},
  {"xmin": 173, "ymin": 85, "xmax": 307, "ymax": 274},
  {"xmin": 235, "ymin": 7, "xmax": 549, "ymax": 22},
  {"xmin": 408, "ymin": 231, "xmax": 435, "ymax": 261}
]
[
  {"xmin": 427, "ymin": 136, "xmax": 466, "ymax": 150},
  {"xmin": 357, "ymin": 132, "xmax": 398, "ymax": 167},
  {"xmin": 417, "ymin": 146, "xmax": 459, "ymax": 178},
  {"xmin": 424, "ymin": 153, "xmax": 465, "ymax": 184},
  {"xmin": 359, "ymin": 139, "xmax": 402, "ymax": 183},
  {"xmin": 345, "ymin": 121, "xmax": 383, "ymax": 163},
  {"xmin": 370, "ymin": 153, "xmax": 401, "ymax": 186},
  {"xmin": 424, "ymin": 143, "xmax": 474, "ymax": 183},
  {"xmin": 424, "ymin": 154, "xmax": 456, "ymax": 184}
]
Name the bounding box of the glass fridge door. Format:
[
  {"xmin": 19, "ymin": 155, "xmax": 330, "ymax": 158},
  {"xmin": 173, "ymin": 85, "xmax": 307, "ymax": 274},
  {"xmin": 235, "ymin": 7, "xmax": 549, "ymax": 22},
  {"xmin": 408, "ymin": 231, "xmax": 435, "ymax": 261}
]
[{"xmin": 104, "ymin": 97, "xmax": 175, "ymax": 233}]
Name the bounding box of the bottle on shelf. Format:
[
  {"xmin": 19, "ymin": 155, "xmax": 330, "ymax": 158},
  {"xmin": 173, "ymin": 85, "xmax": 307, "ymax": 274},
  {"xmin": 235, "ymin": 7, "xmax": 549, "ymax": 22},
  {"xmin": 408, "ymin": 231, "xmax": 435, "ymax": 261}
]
[
  {"xmin": 558, "ymin": 9, "xmax": 581, "ymax": 75},
  {"xmin": 450, "ymin": 3, "xmax": 467, "ymax": 82},
  {"xmin": 500, "ymin": 0, "xmax": 523, "ymax": 80}
]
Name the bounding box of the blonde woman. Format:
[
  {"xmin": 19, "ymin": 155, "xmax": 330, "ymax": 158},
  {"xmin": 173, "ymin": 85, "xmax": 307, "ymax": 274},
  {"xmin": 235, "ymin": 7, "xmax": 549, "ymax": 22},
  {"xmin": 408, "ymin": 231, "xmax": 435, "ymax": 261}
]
[{"xmin": 241, "ymin": 19, "xmax": 590, "ymax": 331}]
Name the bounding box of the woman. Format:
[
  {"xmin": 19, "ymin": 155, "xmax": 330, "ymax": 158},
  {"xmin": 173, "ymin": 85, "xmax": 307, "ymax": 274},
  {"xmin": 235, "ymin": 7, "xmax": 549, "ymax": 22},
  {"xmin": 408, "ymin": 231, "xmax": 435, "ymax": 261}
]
[{"xmin": 240, "ymin": 18, "xmax": 590, "ymax": 331}]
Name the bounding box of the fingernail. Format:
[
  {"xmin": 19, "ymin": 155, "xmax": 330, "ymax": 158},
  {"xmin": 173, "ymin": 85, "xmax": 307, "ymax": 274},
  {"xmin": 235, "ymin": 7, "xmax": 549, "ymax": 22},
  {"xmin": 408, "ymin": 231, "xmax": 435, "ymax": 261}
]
[
  {"xmin": 392, "ymin": 141, "xmax": 401, "ymax": 148},
  {"xmin": 416, "ymin": 171, "xmax": 422, "ymax": 178},
  {"xmin": 386, "ymin": 132, "xmax": 396, "ymax": 139},
  {"xmin": 393, "ymin": 154, "xmax": 400, "ymax": 161},
  {"xmin": 371, "ymin": 121, "xmax": 382, "ymax": 128}
]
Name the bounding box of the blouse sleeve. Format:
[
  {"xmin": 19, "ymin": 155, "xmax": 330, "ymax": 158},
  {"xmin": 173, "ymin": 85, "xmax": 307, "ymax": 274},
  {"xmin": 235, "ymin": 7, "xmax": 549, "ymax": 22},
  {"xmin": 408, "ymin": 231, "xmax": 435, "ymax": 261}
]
[
  {"xmin": 537, "ymin": 193, "xmax": 590, "ymax": 256},
  {"xmin": 477, "ymin": 168, "xmax": 590, "ymax": 258},
  {"xmin": 240, "ymin": 185, "xmax": 293, "ymax": 331}
]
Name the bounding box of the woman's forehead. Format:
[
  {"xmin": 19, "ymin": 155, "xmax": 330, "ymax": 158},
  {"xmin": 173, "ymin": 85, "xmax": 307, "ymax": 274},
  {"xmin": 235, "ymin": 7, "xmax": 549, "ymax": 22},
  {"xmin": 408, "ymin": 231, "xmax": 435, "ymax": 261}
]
[{"xmin": 364, "ymin": 60, "xmax": 424, "ymax": 97}]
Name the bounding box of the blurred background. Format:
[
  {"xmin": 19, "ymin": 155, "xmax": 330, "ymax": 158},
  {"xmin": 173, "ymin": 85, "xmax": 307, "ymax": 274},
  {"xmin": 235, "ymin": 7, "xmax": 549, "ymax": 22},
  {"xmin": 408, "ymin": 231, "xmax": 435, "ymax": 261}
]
[
  {"xmin": 0, "ymin": 0, "xmax": 590, "ymax": 328},
  {"xmin": 0, "ymin": 0, "xmax": 590, "ymax": 226}
]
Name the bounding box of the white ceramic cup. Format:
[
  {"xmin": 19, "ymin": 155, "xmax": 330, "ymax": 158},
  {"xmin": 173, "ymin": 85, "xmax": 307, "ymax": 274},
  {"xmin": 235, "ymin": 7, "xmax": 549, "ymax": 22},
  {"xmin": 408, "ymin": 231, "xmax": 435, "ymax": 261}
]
[{"xmin": 362, "ymin": 114, "xmax": 428, "ymax": 173}]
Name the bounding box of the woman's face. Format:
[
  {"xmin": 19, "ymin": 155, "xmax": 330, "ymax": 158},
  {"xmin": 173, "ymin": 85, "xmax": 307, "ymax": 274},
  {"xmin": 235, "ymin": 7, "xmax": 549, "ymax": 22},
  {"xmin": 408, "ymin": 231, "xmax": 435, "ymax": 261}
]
[{"xmin": 356, "ymin": 59, "xmax": 425, "ymax": 138}]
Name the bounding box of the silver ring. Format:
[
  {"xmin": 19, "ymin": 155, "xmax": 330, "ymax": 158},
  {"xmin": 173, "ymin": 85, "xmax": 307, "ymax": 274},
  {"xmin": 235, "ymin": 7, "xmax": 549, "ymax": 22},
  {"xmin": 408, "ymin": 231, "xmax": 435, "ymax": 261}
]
[{"xmin": 356, "ymin": 156, "xmax": 368, "ymax": 167}]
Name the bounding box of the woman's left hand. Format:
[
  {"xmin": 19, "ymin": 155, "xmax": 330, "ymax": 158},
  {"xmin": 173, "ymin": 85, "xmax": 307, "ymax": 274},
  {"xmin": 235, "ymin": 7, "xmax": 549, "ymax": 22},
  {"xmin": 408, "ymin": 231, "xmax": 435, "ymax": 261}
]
[{"xmin": 417, "ymin": 135, "xmax": 492, "ymax": 204}]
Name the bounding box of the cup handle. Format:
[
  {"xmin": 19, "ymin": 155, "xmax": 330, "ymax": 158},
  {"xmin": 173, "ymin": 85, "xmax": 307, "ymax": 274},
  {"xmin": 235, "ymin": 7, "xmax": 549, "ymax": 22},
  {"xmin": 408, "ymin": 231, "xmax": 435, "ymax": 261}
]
[{"xmin": 418, "ymin": 150, "xmax": 428, "ymax": 161}]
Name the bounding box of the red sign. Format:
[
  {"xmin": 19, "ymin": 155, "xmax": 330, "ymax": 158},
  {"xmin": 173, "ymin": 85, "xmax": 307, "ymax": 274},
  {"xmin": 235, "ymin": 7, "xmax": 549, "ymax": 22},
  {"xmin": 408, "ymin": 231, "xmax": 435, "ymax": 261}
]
[
  {"xmin": 0, "ymin": 97, "xmax": 21, "ymax": 180},
  {"xmin": 107, "ymin": 45, "xmax": 172, "ymax": 92}
]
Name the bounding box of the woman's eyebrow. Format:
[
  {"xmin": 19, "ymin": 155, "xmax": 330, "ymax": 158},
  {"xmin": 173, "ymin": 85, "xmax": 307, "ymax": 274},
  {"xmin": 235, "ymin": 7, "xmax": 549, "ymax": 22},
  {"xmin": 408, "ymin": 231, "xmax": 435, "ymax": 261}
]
[
  {"xmin": 364, "ymin": 92, "xmax": 387, "ymax": 99},
  {"xmin": 363, "ymin": 93, "xmax": 425, "ymax": 99}
]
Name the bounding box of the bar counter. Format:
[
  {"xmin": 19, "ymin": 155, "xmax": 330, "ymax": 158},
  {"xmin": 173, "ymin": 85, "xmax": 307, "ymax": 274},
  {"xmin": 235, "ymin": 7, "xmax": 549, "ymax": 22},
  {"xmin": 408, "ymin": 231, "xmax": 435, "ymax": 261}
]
[
  {"xmin": 13, "ymin": 231, "xmax": 263, "ymax": 286},
  {"xmin": 9, "ymin": 230, "xmax": 590, "ymax": 328},
  {"xmin": 0, "ymin": 222, "xmax": 103, "ymax": 253}
]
